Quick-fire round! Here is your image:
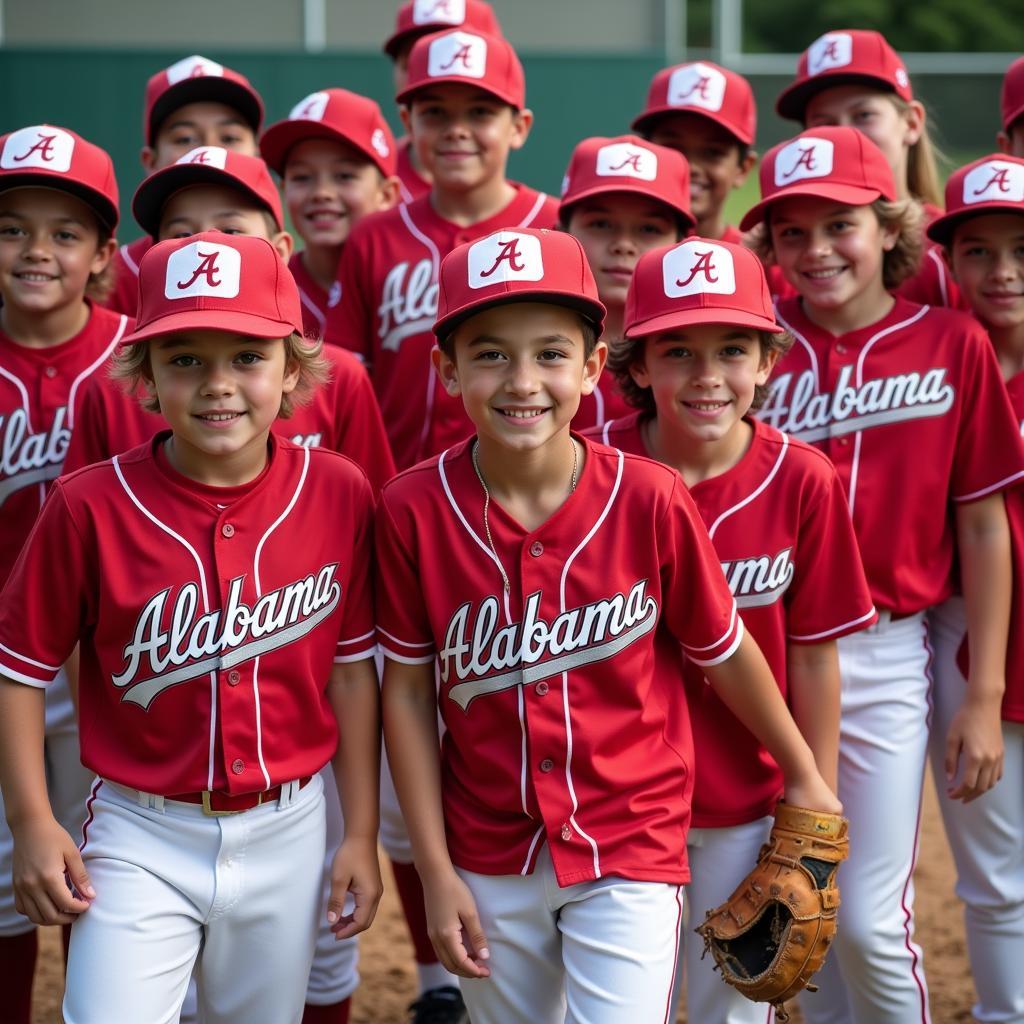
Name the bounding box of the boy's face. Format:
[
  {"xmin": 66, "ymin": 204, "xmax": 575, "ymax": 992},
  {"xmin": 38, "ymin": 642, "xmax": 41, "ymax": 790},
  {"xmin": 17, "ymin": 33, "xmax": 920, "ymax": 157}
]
[
  {"xmin": 433, "ymin": 302, "xmax": 606, "ymax": 454},
  {"xmin": 158, "ymin": 184, "xmax": 292, "ymax": 261},
  {"xmin": 404, "ymin": 85, "xmax": 532, "ymax": 194},
  {"xmin": 283, "ymin": 139, "xmax": 397, "ymax": 250},
  {"xmin": 997, "ymin": 119, "xmax": 1024, "ymax": 158},
  {"xmin": 566, "ymin": 194, "xmax": 679, "ymax": 311},
  {"xmin": 647, "ymin": 112, "xmax": 754, "ymax": 226},
  {"xmin": 144, "ymin": 101, "xmax": 258, "ymax": 172},
  {"xmin": 630, "ymin": 325, "xmax": 774, "ymax": 443},
  {"xmin": 0, "ymin": 187, "xmax": 115, "ymax": 320},
  {"xmin": 949, "ymin": 213, "xmax": 1024, "ymax": 332}
]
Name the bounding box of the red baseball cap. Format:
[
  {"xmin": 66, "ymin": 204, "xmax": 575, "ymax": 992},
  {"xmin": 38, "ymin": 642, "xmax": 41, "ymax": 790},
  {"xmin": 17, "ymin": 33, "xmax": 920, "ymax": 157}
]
[
  {"xmin": 132, "ymin": 147, "xmax": 283, "ymax": 238},
  {"xmin": 625, "ymin": 238, "xmax": 783, "ymax": 338},
  {"xmin": 124, "ymin": 232, "xmax": 303, "ymax": 345},
  {"xmin": 776, "ymin": 30, "xmax": 913, "ymax": 122},
  {"xmin": 260, "ymin": 89, "xmax": 397, "ymax": 178},
  {"xmin": 0, "ymin": 125, "xmax": 119, "ymax": 231},
  {"xmin": 433, "ymin": 228, "xmax": 606, "ymax": 338},
  {"xmin": 631, "ymin": 62, "xmax": 756, "ymax": 146},
  {"xmin": 1001, "ymin": 57, "xmax": 1024, "ymax": 133},
  {"xmin": 558, "ymin": 135, "xmax": 694, "ymax": 228},
  {"xmin": 397, "ymin": 30, "xmax": 525, "ymax": 108},
  {"xmin": 739, "ymin": 126, "xmax": 896, "ymax": 231},
  {"xmin": 143, "ymin": 55, "xmax": 265, "ymax": 147},
  {"xmin": 384, "ymin": 0, "xmax": 503, "ymax": 58},
  {"xmin": 926, "ymin": 156, "xmax": 1024, "ymax": 246}
]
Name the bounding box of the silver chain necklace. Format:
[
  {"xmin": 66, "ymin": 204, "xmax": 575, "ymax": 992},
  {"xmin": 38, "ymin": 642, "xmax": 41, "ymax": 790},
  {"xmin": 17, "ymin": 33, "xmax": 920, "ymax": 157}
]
[{"xmin": 471, "ymin": 438, "xmax": 579, "ymax": 593}]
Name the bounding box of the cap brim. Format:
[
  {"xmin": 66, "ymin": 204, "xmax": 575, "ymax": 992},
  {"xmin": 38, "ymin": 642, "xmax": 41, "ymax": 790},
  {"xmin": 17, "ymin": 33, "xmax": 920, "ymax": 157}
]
[
  {"xmin": 260, "ymin": 121, "xmax": 384, "ymax": 177},
  {"xmin": 627, "ymin": 305, "xmax": 783, "ymax": 338},
  {"xmin": 384, "ymin": 26, "xmax": 437, "ymax": 58},
  {"xmin": 559, "ymin": 183, "xmax": 695, "ymax": 228},
  {"xmin": 926, "ymin": 205, "xmax": 1024, "ymax": 246},
  {"xmin": 0, "ymin": 179, "xmax": 118, "ymax": 232},
  {"xmin": 123, "ymin": 310, "xmax": 298, "ymax": 346},
  {"xmin": 433, "ymin": 292, "xmax": 606, "ymax": 339},
  {"xmin": 776, "ymin": 73, "xmax": 899, "ymax": 122},
  {"xmin": 396, "ymin": 77, "xmax": 519, "ymax": 108},
  {"xmin": 630, "ymin": 106, "xmax": 752, "ymax": 146},
  {"xmin": 148, "ymin": 79, "xmax": 263, "ymax": 145},
  {"xmin": 739, "ymin": 182, "xmax": 883, "ymax": 231}
]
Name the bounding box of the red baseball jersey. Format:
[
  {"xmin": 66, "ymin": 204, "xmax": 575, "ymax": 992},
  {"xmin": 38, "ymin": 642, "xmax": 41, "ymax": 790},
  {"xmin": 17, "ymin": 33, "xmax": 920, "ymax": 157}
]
[
  {"xmin": 0, "ymin": 435, "xmax": 376, "ymax": 794},
  {"xmin": 761, "ymin": 296, "xmax": 1024, "ymax": 613},
  {"xmin": 327, "ymin": 185, "xmax": 559, "ymax": 470},
  {"xmin": 103, "ymin": 236, "xmax": 154, "ymax": 317},
  {"xmin": 396, "ymin": 136, "xmax": 431, "ymax": 204},
  {"xmin": 571, "ymin": 371, "xmax": 633, "ymax": 432},
  {"xmin": 288, "ymin": 252, "xmax": 342, "ymax": 343},
  {"xmin": 62, "ymin": 343, "xmax": 395, "ymax": 494},
  {"xmin": 376, "ymin": 435, "xmax": 743, "ymax": 886},
  {"xmin": 592, "ymin": 413, "xmax": 876, "ymax": 826},
  {"xmin": 0, "ymin": 304, "xmax": 131, "ymax": 587}
]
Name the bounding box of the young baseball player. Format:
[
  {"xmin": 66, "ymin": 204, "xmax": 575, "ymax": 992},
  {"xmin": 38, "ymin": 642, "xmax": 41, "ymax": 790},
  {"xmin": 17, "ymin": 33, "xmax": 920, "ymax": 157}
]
[
  {"xmin": 632, "ymin": 61, "xmax": 758, "ymax": 245},
  {"xmin": 384, "ymin": 0, "xmax": 505, "ymax": 204},
  {"xmin": 557, "ymin": 135, "xmax": 693, "ymax": 429},
  {"xmin": 377, "ymin": 225, "xmax": 841, "ymax": 1024},
  {"xmin": 260, "ymin": 88, "xmax": 400, "ymax": 346},
  {"xmin": 777, "ymin": 28, "xmax": 962, "ymax": 310},
  {"xmin": 744, "ymin": 125, "xmax": 1024, "ymax": 1024},
  {"xmin": 925, "ymin": 155, "xmax": 1024, "ymax": 1024},
  {"xmin": 104, "ymin": 54, "xmax": 264, "ymax": 317},
  {"xmin": 999, "ymin": 57, "xmax": 1024, "ymax": 158},
  {"xmin": 0, "ymin": 232, "xmax": 382, "ymax": 1024},
  {"xmin": 591, "ymin": 237, "xmax": 876, "ymax": 1023},
  {"xmin": 0, "ymin": 124, "xmax": 124, "ymax": 1024}
]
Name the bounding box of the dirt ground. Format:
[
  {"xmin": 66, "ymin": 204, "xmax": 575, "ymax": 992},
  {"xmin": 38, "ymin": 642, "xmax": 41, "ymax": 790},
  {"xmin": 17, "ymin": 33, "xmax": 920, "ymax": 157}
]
[{"xmin": 31, "ymin": 770, "xmax": 976, "ymax": 1023}]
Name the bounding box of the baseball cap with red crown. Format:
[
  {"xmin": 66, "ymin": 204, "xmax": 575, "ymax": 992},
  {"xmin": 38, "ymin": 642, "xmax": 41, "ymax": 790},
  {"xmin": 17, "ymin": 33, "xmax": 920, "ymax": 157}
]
[
  {"xmin": 384, "ymin": 0, "xmax": 503, "ymax": 58},
  {"xmin": 396, "ymin": 29, "xmax": 525, "ymax": 108},
  {"xmin": 739, "ymin": 125, "xmax": 896, "ymax": 231},
  {"xmin": 1001, "ymin": 57, "xmax": 1024, "ymax": 133},
  {"xmin": 559, "ymin": 135, "xmax": 695, "ymax": 228},
  {"xmin": 631, "ymin": 62, "xmax": 756, "ymax": 146},
  {"xmin": 143, "ymin": 55, "xmax": 265, "ymax": 148},
  {"xmin": 0, "ymin": 124, "xmax": 119, "ymax": 231},
  {"xmin": 625, "ymin": 238, "xmax": 783, "ymax": 337},
  {"xmin": 926, "ymin": 155, "xmax": 1024, "ymax": 246},
  {"xmin": 776, "ymin": 30, "xmax": 912, "ymax": 122},
  {"xmin": 433, "ymin": 228, "xmax": 606, "ymax": 338},
  {"xmin": 260, "ymin": 89, "xmax": 397, "ymax": 178},
  {"xmin": 131, "ymin": 147, "xmax": 283, "ymax": 238},
  {"xmin": 123, "ymin": 232, "xmax": 303, "ymax": 345}
]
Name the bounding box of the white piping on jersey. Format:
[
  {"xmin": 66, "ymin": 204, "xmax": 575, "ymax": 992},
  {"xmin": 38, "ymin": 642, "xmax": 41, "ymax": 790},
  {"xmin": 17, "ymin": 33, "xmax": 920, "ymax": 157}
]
[
  {"xmin": 515, "ymin": 191, "xmax": 550, "ymax": 227},
  {"xmin": 112, "ymin": 455, "xmax": 219, "ymax": 789},
  {"xmin": 0, "ymin": 640, "xmax": 59, "ymax": 672},
  {"xmin": 848, "ymin": 428, "xmax": 865, "ymax": 516},
  {"xmin": 119, "ymin": 242, "xmax": 141, "ymax": 276},
  {"xmin": 789, "ymin": 605, "xmax": 877, "ymax": 642},
  {"xmin": 600, "ymin": 420, "xmax": 615, "ymax": 445},
  {"xmin": 378, "ymin": 626, "xmax": 433, "ymax": 649},
  {"xmin": 0, "ymin": 365, "xmax": 33, "ymax": 426},
  {"xmin": 775, "ymin": 308, "xmax": 820, "ymax": 382},
  {"xmin": 707, "ymin": 433, "xmax": 789, "ymax": 541},
  {"xmin": 557, "ymin": 446, "xmax": 624, "ymax": 878},
  {"xmin": 926, "ymin": 248, "xmax": 949, "ymax": 306},
  {"xmin": 398, "ymin": 178, "xmax": 415, "ymax": 204},
  {"xmin": 66, "ymin": 315, "xmax": 128, "ymax": 429},
  {"xmin": 954, "ymin": 468, "xmax": 1024, "ymax": 503},
  {"xmin": 399, "ymin": 203, "xmax": 442, "ymax": 280},
  {"xmin": 686, "ymin": 611, "xmax": 744, "ymax": 666},
  {"xmin": 591, "ymin": 381, "xmax": 606, "ymax": 427},
  {"xmin": 521, "ymin": 824, "xmax": 545, "ymax": 876},
  {"xmin": 377, "ymin": 626, "xmax": 435, "ymax": 664},
  {"xmin": 251, "ymin": 445, "xmax": 311, "ymax": 791},
  {"xmin": 298, "ymin": 287, "xmax": 326, "ymax": 329}
]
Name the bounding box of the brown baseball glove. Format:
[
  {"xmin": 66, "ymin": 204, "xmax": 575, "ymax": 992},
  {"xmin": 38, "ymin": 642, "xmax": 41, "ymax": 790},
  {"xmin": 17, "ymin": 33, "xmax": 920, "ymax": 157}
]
[{"xmin": 694, "ymin": 802, "xmax": 849, "ymax": 1022}]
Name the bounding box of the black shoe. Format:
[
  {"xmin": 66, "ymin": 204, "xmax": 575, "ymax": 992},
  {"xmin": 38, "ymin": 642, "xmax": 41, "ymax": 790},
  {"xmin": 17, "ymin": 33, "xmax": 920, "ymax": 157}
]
[{"xmin": 408, "ymin": 985, "xmax": 469, "ymax": 1024}]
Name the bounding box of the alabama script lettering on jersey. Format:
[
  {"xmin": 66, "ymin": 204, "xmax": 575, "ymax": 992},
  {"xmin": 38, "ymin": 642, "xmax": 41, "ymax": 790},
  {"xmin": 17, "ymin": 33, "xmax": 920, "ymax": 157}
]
[
  {"xmin": 0, "ymin": 436, "xmax": 375, "ymax": 795},
  {"xmin": 0, "ymin": 305, "xmax": 130, "ymax": 585},
  {"xmin": 375, "ymin": 435, "xmax": 742, "ymax": 885},
  {"xmin": 594, "ymin": 413, "xmax": 876, "ymax": 825},
  {"xmin": 761, "ymin": 296, "xmax": 1024, "ymax": 612},
  {"xmin": 327, "ymin": 185, "xmax": 558, "ymax": 470}
]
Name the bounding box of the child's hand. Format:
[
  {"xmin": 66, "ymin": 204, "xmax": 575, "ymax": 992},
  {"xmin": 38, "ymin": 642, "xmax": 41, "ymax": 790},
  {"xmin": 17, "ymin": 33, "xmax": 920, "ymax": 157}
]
[
  {"xmin": 783, "ymin": 771, "xmax": 842, "ymax": 817},
  {"xmin": 327, "ymin": 836, "xmax": 383, "ymax": 939},
  {"xmin": 12, "ymin": 815, "xmax": 94, "ymax": 925},
  {"xmin": 422, "ymin": 868, "xmax": 491, "ymax": 980},
  {"xmin": 944, "ymin": 694, "xmax": 1004, "ymax": 803}
]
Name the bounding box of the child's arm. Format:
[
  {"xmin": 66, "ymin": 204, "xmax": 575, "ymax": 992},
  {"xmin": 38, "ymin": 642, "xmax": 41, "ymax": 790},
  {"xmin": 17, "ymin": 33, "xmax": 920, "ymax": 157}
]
[
  {"xmin": 382, "ymin": 657, "xmax": 490, "ymax": 980},
  {"xmin": 948, "ymin": 492, "xmax": 1010, "ymax": 802},
  {"xmin": 324, "ymin": 658, "xmax": 383, "ymax": 939},
  {"xmin": 0, "ymin": 678, "xmax": 93, "ymax": 924},
  {"xmin": 705, "ymin": 632, "xmax": 842, "ymax": 814},
  {"xmin": 787, "ymin": 640, "xmax": 841, "ymax": 791}
]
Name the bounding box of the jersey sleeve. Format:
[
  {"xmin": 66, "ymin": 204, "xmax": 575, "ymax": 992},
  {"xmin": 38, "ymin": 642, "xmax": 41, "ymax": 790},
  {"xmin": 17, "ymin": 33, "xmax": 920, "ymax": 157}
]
[
  {"xmin": 0, "ymin": 482, "xmax": 94, "ymax": 686},
  {"xmin": 375, "ymin": 491, "xmax": 436, "ymax": 665},
  {"xmin": 63, "ymin": 375, "xmax": 112, "ymax": 474},
  {"xmin": 324, "ymin": 228, "xmax": 374, "ymax": 364},
  {"xmin": 660, "ymin": 476, "xmax": 744, "ymax": 666},
  {"xmin": 334, "ymin": 474, "xmax": 378, "ymax": 664}
]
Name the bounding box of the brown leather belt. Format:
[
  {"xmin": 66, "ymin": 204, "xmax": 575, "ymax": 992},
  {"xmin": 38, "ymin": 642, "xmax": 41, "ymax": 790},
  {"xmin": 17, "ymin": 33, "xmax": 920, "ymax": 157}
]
[{"xmin": 165, "ymin": 776, "xmax": 313, "ymax": 816}]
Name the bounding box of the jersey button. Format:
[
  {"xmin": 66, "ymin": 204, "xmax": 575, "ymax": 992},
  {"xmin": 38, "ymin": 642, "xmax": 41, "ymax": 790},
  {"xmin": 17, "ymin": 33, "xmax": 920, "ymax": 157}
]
[
  {"xmin": 529, "ymin": 541, "xmax": 544, "ymax": 557},
  {"xmin": 535, "ymin": 681, "xmax": 549, "ymax": 696},
  {"xmin": 836, "ymin": 343, "xmax": 847, "ymax": 354},
  {"xmin": 539, "ymin": 758, "xmax": 554, "ymax": 773},
  {"xmin": 560, "ymin": 823, "xmax": 572, "ymax": 841},
  {"xmin": 227, "ymin": 670, "xmax": 241, "ymax": 686},
  {"xmin": 45, "ymin": 365, "xmax": 57, "ymax": 379},
  {"xmin": 231, "ymin": 758, "xmax": 244, "ymax": 775},
  {"xmin": 221, "ymin": 523, "xmax": 235, "ymax": 538}
]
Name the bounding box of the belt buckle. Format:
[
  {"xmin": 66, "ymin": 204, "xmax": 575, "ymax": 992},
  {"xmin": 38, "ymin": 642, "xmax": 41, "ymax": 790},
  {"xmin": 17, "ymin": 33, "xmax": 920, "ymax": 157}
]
[{"xmin": 201, "ymin": 790, "xmax": 259, "ymax": 817}]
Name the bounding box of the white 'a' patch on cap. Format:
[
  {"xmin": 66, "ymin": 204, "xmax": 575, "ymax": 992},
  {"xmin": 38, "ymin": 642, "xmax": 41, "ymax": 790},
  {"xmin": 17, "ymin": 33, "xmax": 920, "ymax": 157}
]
[
  {"xmin": 1, "ymin": 126, "xmax": 75, "ymax": 173},
  {"xmin": 166, "ymin": 55, "xmax": 225, "ymax": 85},
  {"xmin": 596, "ymin": 142, "xmax": 658, "ymax": 181},
  {"xmin": 165, "ymin": 241, "xmax": 241, "ymax": 300},
  {"xmin": 468, "ymin": 232, "xmax": 544, "ymax": 289},
  {"xmin": 668, "ymin": 63, "xmax": 727, "ymax": 112},
  {"xmin": 774, "ymin": 137, "xmax": 835, "ymax": 186},
  {"xmin": 413, "ymin": 0, "xmax": 466, "ymax": 26},
  {"xmin": 371, "ymin": 128, "xmax": 391, "ymax": 159},
  {"xmin": 428, "ymin": 31, "xmax": 487, "ymax": 80},
  {"xmin": 663, "ymin": 241, "xmax": 736, "ymax": 298},
  {"xmin": 290, "ymin": 92, "xmax": 329, "ymax": 122},
  {"xmin": 176, "ymin": 146, "xmax": 229, "ymax": 169},
  {"xmin": 807, "ymin": 33, "xmax": 853, "ymax": 76},
  {"xmin": 962, "ymin": 161, "xmax": 1024, "ymax": 205}
]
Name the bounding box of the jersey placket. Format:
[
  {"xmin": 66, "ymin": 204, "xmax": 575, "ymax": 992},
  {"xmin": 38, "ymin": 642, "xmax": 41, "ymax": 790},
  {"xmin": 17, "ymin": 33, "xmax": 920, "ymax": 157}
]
[{"xmin": 819, "ymin": 333, "xmax": 858, "ymax": 477}]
